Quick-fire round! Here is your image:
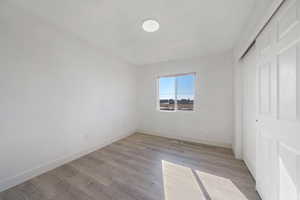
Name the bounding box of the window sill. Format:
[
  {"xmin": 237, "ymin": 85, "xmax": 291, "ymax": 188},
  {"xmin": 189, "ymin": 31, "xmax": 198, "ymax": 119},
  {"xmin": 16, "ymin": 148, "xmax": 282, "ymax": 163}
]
[{"xmin": 157, "ymin": 110, "xmax": 195, "ymax": 113}]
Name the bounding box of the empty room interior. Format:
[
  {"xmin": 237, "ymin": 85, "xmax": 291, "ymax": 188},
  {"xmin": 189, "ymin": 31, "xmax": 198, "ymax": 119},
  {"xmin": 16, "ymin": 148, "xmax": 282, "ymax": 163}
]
[{"xmin": 1, "ymin": 0, "xmax": 300, "ymax": 199}]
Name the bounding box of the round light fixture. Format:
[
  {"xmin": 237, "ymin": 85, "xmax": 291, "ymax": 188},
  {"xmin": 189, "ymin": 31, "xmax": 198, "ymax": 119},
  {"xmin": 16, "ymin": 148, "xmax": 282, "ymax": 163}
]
[{"xmin": 142, "ymin": 19, "xmax": 159, "ymax": 32}]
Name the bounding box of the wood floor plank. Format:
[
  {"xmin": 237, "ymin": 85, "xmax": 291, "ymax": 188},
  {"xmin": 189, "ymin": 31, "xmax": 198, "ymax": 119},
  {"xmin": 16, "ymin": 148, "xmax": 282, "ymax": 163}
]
[{"xmin": 0, "ymin": 133, "xmax": 260, "ymax": 200}]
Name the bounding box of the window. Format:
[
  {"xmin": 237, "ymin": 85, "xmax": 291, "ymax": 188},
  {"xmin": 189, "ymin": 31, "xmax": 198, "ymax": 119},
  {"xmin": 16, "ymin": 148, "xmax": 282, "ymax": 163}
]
[{"xmin": 158, "ymin": 73, "xmax": 195, "ymax": 111}]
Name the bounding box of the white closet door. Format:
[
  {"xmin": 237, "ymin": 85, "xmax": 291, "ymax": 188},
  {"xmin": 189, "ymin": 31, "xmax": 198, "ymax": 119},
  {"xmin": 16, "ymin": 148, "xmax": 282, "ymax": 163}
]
[
  {"xmin": 242, "ymin": 44, "xmax": 258, "ymax": 179},
  {"xmin": 256, "ymin": 0, "xmax": 300, "ymax": 199}
]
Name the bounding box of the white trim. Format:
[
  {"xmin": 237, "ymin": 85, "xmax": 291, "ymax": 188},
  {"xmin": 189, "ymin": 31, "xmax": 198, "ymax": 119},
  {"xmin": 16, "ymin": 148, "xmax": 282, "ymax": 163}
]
[
  {"xmin": 233, "ymin": 62, "xmax": 243, "ymax": 159},
  {"xmin": 156, "ymin": 78, "xmax": 160, "ymax": 111},
  {"xmin": 174, "ymin": 76, "xmax": 178, "ymax": 110},
  {"xmin": 0, "ymin": 132, "xmax": 134, "ymax": 192},
  {"xmin": 157, "ymin": 72, "xmax": 196, "ymax": 78},
  {"xmin": 233, "ymin": 0, "xmax": 285, "ymax": 161},
  {"xmin": 136, "ymin": 130, "xmax": 232, "ymax": 149}
]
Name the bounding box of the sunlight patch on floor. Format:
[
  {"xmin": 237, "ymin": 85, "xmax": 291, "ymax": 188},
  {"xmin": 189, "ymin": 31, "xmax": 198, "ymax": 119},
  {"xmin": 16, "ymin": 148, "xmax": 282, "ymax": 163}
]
[
  {"xmin": 195, "ymin": 170, "xmax": 249, "ymax": 200},
  {"xmin": 162, "ymin": 160, "xmax": 250, "ymax": 200},
  {"xmin": 162, "ymin": 160, "xmax": 206, "ymax": 200}
]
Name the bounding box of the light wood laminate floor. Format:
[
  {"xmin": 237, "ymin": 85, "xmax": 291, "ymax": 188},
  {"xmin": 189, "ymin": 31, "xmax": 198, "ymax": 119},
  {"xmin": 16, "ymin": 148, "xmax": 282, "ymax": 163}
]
[{"xmin": 0, "ymin": 133, "xmax": 260, "ymax": 200}]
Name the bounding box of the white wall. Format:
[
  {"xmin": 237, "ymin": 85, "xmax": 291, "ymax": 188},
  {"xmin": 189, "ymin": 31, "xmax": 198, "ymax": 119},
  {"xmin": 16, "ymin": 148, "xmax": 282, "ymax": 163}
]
[
  {"xmin": 234, "ymin": 0, "xmax": 277, "ymax": 60},
  {"xmin": 136, "ymin": 52, "xmax": 234, "ymax": 147},
  {"xmin": 0, "ymin": 1, "xmax": 137, "ymax": 191}
]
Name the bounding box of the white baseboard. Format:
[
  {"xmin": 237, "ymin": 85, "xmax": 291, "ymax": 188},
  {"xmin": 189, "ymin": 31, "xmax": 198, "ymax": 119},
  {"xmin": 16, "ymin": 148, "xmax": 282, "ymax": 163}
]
[
  {"xmin": 136, "ymin": 130, "xmax": 232, "ymax": 149},
  {"xmin": 244, "ymin": 157, "xmax": 256, "ymax": 181},
  {"xmin": 0, "ymin": 132, "xmax": 133, "ymax": 192}
]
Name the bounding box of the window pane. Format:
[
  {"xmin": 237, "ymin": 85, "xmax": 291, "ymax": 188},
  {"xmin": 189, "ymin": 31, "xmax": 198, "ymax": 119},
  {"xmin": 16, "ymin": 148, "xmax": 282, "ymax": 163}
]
[
  {"xmin": 159, "ymin": 77, "xmax": 175, "ymax": 111},
  {"xmin": 176, "ymin": 74, "xmax": 195, "ymax": 111}
]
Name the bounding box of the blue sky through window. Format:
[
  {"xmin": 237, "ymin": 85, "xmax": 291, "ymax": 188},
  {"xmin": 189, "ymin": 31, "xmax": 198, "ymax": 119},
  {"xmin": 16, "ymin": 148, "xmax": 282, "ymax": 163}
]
[
  {"xmin": 159, "ymin": 77, "xmax": 175, "ymax": 100},
  {"xmin": 159, "ymin": 74, "xmax": 195, "ymax": 100}
]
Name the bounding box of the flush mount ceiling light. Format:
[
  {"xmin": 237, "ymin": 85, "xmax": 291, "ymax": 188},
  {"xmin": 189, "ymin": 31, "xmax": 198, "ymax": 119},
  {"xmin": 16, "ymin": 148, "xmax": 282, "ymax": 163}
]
[{"xmin": 142, "ymin": 19, "xmax": 160, "ymax": 32}]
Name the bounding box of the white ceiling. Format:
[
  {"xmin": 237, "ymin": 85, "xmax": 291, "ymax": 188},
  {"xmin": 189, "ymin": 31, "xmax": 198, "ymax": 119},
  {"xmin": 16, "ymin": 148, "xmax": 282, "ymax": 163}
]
[{"xmin": 9, "ymin": 0, "xmax": 255, "ymax": 66}]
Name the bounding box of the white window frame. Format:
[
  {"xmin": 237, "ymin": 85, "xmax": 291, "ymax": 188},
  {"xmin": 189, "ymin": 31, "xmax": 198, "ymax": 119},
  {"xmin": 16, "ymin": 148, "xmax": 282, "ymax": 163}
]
[{"xmin": 156, "ymin": 72, "xmax": 196, "ymax": 112}]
